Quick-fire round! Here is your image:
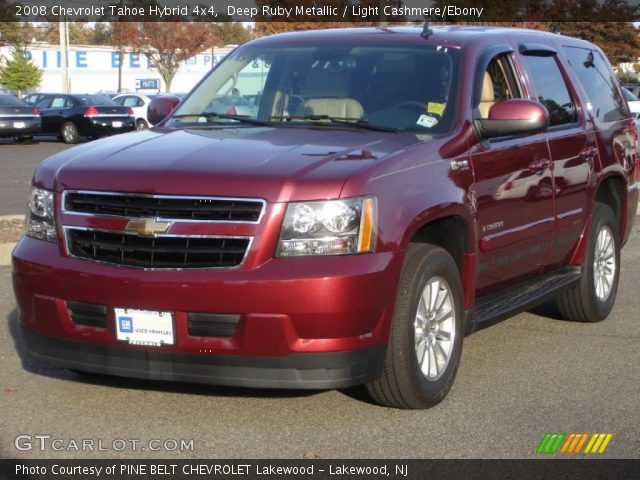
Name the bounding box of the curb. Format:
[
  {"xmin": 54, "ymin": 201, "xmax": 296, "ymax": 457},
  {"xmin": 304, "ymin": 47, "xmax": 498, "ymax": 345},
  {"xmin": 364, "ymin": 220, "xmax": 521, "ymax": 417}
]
[
  {"xmin": 0, "ymin": 215, "xmax": 23, "ymax": 267},
  {"xmin": 0, "ymin": 243, "xmax": 14, "ymax": 267}
]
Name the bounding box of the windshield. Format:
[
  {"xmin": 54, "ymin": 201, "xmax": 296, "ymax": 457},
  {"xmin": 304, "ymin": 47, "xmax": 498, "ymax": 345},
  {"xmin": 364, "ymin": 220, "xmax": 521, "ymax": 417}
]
[{"xmin": 168, "ymin": 42, "xmax": 460, "ymax": 133}]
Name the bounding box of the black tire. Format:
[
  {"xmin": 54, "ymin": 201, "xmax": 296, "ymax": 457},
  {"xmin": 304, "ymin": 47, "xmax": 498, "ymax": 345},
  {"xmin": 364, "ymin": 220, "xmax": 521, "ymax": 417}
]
[
  {"xmin": 60, "ymin": 121, "xmax": 80, "ymax": 144},
  {"xmin": 555, "ymin": 203, "xmax": 620, "ymax": 322},
  {"xmin": 366, "ymin": 243, "xmax": 464, "ymax": 409},
  {"xmin": 136, "ymin": 119, "xmax": 149, "ymax": 131}
]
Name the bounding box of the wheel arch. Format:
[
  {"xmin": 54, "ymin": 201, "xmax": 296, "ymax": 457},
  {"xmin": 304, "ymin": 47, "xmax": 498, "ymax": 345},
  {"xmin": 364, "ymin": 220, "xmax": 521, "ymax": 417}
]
[
  {"xmin": 570, "ymin": 174, "xmax": 627, "ymax": 265},
  {"xmin": 401, "ymin": 205, "xmax": 477, "ymax": 310}
]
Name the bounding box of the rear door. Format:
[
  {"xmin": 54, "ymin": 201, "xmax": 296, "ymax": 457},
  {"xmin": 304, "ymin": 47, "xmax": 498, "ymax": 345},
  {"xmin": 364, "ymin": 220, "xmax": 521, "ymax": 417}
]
[
  {"xmin": 39, "ymin": 95, "xmax": 71, "ymax": 134},
  {"xmin": 517, "ymin": 48, "xmax": 594, "ymax": 269},
  {"xmin": 471, "ymin": 52, "xmax": 555, "ymax": 294}
]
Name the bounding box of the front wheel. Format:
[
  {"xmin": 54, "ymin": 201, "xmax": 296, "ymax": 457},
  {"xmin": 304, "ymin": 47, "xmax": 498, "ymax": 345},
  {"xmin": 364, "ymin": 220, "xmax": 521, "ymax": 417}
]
[
  {"xmin": 366, "ymin": 243, "xmax": 464, "ymax": 409},
  {"xmin": 555, "ymin": 203, "xmax": 620, "ymax": 322}
]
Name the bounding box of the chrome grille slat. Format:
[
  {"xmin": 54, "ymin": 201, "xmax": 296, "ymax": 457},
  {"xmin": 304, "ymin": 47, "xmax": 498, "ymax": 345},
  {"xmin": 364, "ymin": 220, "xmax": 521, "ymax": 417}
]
[{"xmin": 64, "ymin": 190, "xmax": 265, "ymax": 223}]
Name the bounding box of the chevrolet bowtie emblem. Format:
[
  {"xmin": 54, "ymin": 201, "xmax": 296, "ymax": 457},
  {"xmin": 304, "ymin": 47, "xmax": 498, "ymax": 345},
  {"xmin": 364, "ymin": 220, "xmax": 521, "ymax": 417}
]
[{"xmin": 124, "ymin": 218, "xmax": 172, "ymax": 237}]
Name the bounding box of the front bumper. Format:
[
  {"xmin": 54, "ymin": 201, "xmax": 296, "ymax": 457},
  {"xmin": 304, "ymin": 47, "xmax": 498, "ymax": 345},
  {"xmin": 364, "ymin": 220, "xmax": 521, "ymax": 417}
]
[
  {"xmin": 21, "ymin": 325, "xmax": 385, "ymax": 388},
  {"xmin": 13, "ymin": 236, "xmax": 402, "ymax": 388}
]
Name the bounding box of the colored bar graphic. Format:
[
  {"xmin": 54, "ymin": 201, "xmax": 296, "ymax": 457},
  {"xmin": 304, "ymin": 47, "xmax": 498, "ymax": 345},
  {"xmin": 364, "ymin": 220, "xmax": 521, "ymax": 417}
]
[{"xmin": 538, "ymin": 433, "xmax": 613, "ymax": 455}]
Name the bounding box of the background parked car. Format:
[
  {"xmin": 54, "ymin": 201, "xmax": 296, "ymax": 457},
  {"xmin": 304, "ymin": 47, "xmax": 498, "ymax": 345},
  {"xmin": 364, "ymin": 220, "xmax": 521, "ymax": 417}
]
[
  {"xmin": 22, "ymin": 93, "xmax": 48, "ymax": 106},
  {"xmin": 35, "ymin": 94, "xmax": 135, "ymax": 143},
  {"xmin": 622, "ymin": 87, "xmax": 640, "ymax": 118},
  {"xmin": 0, "ymin": 93, "xmax": 41, "ymax": 142},
  {"xmin": 112, "ymin": 93, "xmax": 157, "ymax": 129}
]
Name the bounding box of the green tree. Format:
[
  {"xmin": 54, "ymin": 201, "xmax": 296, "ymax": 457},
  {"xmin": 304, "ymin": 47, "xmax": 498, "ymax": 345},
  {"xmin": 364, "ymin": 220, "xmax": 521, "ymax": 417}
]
[{"xmin": 0, "ymin": 48, "xmax": 43, "ymax": 96}]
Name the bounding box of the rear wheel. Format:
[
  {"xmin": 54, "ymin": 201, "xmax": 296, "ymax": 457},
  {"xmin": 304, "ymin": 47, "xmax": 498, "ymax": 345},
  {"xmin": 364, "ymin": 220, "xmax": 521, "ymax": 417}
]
[
  {"xmin": 60, "ymin": 122, "xmax": 80, "ymax": 144},
  {"xmin": 136, "ymin": 119, "xmax": 149, "ymax": 131},
  {"xmin": 555, "ymin": 203, "xmax": 619, "ymax": 322},
  {"xmin": 366, "ymin": 243, "xmax": 464, "ymax": 409}
]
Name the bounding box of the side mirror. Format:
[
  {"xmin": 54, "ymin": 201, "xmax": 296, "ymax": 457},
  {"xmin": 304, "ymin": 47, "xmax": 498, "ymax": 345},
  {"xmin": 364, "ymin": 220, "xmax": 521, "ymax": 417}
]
[
  {"xmin": 147, "ymin": 95, "xmax": 181, "ymax": 126},
  {"xmin": 475, "ymin": 99, "xmax": 549, "ymax": 139}
]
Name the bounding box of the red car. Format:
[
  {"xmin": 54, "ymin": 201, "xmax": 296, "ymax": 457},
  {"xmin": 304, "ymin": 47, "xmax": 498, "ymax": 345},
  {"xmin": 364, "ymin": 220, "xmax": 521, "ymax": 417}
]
[{"xmin": 13, "ymin": 26, "xmax": 639, "ymax": 408}]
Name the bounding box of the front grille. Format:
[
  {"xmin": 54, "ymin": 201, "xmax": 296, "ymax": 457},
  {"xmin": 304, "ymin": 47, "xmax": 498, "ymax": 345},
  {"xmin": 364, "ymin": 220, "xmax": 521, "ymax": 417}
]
[
  {"xmin": 64, "ymin": 191, "xmax": 264, "ymax": 223},
  {"xmin": 187, "ymin": 313, "xmax": 240, "ymax": 337},
  {"xmin": 66, "ymin": 228, "xmax": 251, "ymax": 269},
  {"xmin": 67, "ymin": 301, "xmax": 107, "ymax": 327}
]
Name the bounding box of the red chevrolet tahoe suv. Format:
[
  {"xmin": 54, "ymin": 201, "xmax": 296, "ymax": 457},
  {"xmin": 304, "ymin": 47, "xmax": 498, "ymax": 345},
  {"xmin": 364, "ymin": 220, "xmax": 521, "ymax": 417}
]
[{"xmin": 13, "ymin": 26, "xmax": 639, "ymax": 409}]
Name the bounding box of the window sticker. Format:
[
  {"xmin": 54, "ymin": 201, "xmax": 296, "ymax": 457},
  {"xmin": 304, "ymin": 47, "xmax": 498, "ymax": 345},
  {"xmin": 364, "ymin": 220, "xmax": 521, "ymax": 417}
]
[
  {"xmin": 427, "ymin": 102, "xmax": 446, "ymax": 116},
  {"xmin": 417, "ymin": 114, "xmax": 438, "ymax": 128}
]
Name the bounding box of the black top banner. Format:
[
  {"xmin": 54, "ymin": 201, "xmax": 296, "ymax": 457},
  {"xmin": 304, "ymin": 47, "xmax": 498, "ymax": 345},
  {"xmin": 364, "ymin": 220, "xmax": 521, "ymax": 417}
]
[{"xmin": 1, "ymin": 0, "xmax": 639, "ymax": 22}]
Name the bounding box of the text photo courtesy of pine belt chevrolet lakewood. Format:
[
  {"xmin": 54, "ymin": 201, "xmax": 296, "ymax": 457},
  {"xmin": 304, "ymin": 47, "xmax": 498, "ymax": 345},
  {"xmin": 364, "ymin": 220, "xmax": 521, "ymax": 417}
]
[{"xmin": 12, "ymin": 26, "xmax": 638, "ymax": 409}]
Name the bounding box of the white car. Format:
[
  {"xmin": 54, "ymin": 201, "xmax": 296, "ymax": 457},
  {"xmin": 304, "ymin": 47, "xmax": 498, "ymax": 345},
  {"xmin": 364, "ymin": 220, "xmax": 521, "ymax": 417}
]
[
  {"xmin": 112, "ymin": 93, "xmax": 157, "ymax": 130},
  {"xmin": 622, "ymin": 87, "xmax": 640, "ymax": 119}
]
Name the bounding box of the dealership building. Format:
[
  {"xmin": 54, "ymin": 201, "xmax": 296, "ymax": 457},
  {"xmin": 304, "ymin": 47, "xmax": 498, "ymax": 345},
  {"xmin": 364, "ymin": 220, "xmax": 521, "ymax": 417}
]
[{"xmin": 0, "ymin": 43, "xmax": 235, "ymax": 94}]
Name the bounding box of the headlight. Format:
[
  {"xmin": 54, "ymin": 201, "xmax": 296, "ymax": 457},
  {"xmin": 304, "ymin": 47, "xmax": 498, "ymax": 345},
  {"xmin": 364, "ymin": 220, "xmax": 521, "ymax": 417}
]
[
  {"xmin": 26, "ymin": 187, "xmax": 57, "ymax": 242},
  {"xmin": 277, "ymin": 196, "xmax": 377, "ymax": 257}
]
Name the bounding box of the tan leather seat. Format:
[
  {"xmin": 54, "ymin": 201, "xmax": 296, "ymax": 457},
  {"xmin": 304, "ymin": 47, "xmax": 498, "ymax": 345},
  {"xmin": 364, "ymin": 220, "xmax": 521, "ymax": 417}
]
[
  {"xmin": 293, "ymin": 68, "xmax": 364, "ymax": 120},
  {"xmin": 478, "ymin": 72, "xmax": 495, "ymax": 118}
]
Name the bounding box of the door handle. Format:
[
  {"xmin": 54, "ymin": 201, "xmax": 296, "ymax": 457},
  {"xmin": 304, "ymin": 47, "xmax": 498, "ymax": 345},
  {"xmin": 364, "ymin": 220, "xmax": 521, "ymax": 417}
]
[
  {"xmin": 528, "ymin": 159, "xmax": 551, "ymax": 174},
  {"xmin": 579, "ymin": 146, "xmax": 598, "ymax": 163}
]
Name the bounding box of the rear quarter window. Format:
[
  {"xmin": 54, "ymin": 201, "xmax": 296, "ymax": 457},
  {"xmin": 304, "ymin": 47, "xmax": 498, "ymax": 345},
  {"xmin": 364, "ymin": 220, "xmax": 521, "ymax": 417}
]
[{"xmin": 563, "ymin": 46, "xmax": 627, "ymax": 123}]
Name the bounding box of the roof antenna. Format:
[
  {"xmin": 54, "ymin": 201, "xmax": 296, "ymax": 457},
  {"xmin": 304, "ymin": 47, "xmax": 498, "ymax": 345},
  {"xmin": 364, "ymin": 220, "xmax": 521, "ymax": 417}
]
[{"xmin": 421, "ymin": 22, "xmax": 433, "ymax": 38}]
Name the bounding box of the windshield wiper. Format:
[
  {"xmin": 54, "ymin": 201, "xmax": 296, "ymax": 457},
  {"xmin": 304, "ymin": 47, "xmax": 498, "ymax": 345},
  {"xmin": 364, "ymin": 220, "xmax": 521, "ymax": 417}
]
[
  {"xmin": 274, "ymin": 115, "xmax": 397, "ymax": 133},
  {"xmin": 172, "ymin": 112, "xmax": 271, "ymax": 126}
]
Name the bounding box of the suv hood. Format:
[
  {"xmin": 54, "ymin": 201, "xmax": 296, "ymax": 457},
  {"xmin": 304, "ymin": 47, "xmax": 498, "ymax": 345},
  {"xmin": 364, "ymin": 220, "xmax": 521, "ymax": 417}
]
[{"xmin": 36, "ymin": 127, "xmax": 423, "ymax": 202}]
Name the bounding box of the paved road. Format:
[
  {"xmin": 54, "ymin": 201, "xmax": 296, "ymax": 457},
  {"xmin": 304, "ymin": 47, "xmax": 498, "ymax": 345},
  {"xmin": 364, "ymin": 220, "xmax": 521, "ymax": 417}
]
[
  {"xmin": 0, "ymin": 137, "xmax": 72, "ymax": 216},
  {"xmin": 0, "ymin": 141, "xmax": 638, "ymax": 459}
]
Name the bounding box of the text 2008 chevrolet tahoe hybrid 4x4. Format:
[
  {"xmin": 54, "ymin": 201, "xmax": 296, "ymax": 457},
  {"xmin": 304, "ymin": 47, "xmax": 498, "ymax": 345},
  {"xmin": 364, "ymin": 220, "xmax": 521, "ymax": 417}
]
[{"xmin": 13, "ymin": 26, "xmax": 639, "ymax": 408}]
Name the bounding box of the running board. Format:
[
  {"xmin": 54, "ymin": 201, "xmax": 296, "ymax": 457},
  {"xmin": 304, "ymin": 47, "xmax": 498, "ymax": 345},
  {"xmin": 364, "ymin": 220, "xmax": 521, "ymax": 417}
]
[{"xmin": 469, "ymin": 267, "xmax": 582, "ymax": 330}]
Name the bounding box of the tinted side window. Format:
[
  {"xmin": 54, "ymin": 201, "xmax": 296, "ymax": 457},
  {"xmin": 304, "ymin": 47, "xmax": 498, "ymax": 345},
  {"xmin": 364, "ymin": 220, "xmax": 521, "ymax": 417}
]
[
  {"xmin": 35, "ymin": 97, "xmax": 52, "ymax": 109},
  {"xmin": 521, "ymin": 55, "xmax": 577, "ymax": 127},
  {"xmin": 563, "ymin": 46, "xmax": 626, "ymax": 123}
]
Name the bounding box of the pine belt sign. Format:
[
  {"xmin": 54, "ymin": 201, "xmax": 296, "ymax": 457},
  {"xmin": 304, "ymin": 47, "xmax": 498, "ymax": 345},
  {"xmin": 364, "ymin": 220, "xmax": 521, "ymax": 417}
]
[{"xmin": 14, "ymin": 46, "xmax": 230, "ymax": 72}]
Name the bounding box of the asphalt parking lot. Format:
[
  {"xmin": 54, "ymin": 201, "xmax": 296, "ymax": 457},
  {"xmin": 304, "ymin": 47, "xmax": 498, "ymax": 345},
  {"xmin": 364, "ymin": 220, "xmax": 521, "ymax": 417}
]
[{"xmin": 0, "ymin": 138, "xmax": 639, "ymax": 459}]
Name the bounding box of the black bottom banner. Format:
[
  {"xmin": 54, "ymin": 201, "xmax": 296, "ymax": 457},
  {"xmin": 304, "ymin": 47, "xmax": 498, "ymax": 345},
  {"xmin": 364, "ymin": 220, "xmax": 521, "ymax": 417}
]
[{"xmin": 1, "ymin": 459, "xmax": 640, "ymax": 480}]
